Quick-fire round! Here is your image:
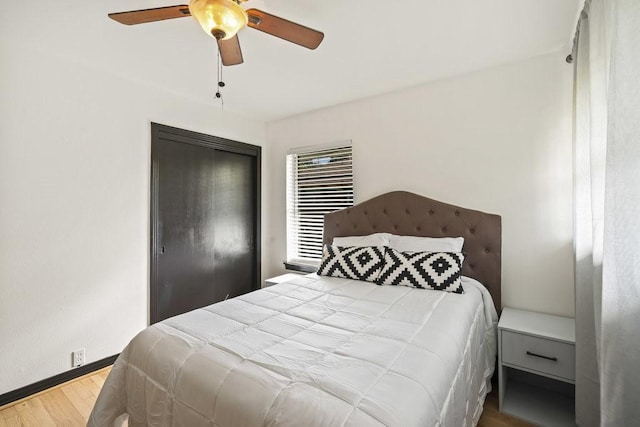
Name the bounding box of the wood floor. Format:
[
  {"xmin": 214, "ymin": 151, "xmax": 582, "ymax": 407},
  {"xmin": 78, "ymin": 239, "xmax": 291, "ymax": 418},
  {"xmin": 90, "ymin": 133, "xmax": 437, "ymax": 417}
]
[
  {"xmin": 0, "ymin": 367, "xmax": 109, "ymax": 426},
  {"xmin": 0, "ymin": 367, "xmax": 533, "ymax": 426}
]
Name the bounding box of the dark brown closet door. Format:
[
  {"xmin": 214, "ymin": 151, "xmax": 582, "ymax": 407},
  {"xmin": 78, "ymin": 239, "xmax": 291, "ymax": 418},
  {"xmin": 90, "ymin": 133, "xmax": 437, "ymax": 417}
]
[
  {"xmin": 150, "ymin": 124, "xmax": 260, "ymax": 324},
  {"xmin": 210, "ymin": 150, "xmax": 257, "ymax": 303}
]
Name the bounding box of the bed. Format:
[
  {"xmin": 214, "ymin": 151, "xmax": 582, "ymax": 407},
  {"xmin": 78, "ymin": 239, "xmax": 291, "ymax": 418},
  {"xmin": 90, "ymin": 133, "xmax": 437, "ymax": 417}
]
[{"xmin": 89, "ymin": 191, "xmax": 502, "ymax": 427}]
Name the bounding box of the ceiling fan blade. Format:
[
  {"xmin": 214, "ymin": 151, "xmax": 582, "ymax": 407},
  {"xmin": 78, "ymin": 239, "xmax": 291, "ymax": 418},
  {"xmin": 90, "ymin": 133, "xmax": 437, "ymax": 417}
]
[
  {"xmin": 108, "ymin": 5, "xmax": 191, "ymax": 25},
  {"xmin": 246, "ymin": 9, "xmax": 324, "ymax": 50},
  {"xmin": 217, "ymin": 35, "xmax": 244, "ymax": 66}
]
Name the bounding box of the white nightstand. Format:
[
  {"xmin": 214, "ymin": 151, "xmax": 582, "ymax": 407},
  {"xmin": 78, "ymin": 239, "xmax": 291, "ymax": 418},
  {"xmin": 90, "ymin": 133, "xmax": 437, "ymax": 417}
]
[
  {"xmin": 264, "ymin": 273, "xmax": 304, "ymax": 288},
  {"xmin": 498, "ymin": 307, "xmax": 576, "ymax": 426}
]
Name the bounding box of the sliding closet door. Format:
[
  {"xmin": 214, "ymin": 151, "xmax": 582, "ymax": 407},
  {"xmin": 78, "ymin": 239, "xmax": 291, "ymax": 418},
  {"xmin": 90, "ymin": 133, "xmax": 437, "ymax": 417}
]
[
  {"xmin": 150, "ymin": 123, "xmax": 260, "ymax": 324},
  {"xmin": 210, "ymin": 150, "xmax": 257, "ymax": 303}
]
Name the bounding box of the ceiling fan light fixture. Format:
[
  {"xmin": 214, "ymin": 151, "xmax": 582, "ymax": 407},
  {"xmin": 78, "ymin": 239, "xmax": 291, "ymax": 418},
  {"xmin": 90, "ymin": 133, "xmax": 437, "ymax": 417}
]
[{"xmin": 189, "ymin": 0, "xmax": 248, "ymax": 40}]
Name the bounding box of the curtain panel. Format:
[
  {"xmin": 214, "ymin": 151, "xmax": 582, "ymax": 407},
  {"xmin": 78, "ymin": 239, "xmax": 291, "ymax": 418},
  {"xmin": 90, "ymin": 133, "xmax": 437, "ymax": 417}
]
[{"xmin": 573, "ymin": 0, "xmax": 640, "ymax": 425}]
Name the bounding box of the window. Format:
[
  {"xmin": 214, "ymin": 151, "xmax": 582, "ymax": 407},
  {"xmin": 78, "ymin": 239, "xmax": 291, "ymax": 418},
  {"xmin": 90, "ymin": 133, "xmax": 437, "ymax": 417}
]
[{"xmin": 286, "ymin": 142, "xmax": 353, "ymax": 269}]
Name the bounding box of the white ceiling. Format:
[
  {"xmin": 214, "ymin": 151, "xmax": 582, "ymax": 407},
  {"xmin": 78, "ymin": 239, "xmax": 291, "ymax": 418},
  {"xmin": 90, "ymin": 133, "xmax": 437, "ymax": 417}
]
[{"xmin": 4, "ymin": 0, "xmax": 581, "ymax": 121}]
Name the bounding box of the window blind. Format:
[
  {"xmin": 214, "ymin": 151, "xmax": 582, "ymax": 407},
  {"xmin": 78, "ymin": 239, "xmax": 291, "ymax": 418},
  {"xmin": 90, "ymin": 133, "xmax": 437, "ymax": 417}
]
[{"xmin": 286, "ymin": 144, "xmax": 353, "ymax": 266}]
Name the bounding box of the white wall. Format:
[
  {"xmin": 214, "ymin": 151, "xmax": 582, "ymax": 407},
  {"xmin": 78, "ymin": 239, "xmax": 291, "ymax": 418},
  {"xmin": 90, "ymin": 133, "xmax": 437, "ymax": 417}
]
[
  {"xmin": 0, "ymin": 41, "xmax": 266, "ymax": 394},
  {"xmin": 265, "ymin": 51, "xmax": 575, "ymax": 318}
]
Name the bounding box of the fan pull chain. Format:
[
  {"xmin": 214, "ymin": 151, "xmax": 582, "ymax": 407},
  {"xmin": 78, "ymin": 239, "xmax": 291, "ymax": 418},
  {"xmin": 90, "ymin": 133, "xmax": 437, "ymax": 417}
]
[{"xmin": 215, "ymin": 49, "xmax": 225, "ymax": 109}]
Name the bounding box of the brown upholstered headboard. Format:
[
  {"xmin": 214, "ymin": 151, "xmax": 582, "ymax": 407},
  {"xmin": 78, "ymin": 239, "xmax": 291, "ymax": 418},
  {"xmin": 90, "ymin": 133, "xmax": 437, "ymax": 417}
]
[{"xmin": 323, "ymin": 191, "xmax": 502, "ymax": 311}]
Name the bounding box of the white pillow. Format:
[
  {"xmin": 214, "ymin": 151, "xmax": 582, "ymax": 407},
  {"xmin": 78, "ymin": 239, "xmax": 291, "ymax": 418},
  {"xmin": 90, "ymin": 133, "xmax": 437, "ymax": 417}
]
[
  {"xmin": 388, "ymin": 235, "xmax": 464, "ymax": 252},
  {"xmin": 332, "ymin": 232, "xmax": 391, "ymax": 247}
]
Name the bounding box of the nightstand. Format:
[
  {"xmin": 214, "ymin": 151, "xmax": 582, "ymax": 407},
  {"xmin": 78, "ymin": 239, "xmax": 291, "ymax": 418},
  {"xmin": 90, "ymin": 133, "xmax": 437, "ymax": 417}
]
[
  {"xmin": 498, "ymin": 307, "xmax": 576, "ymax": 426},
  {"xmin": 264, "ymin": 273, "xmax": 304, "ymax": 288}
]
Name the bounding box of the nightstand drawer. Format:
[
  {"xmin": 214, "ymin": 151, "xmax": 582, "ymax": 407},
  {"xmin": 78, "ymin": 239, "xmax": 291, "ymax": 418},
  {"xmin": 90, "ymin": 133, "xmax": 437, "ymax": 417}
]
[{"xmin": 502, "ymin": 330, "xmax": 575, "ymax": 381}]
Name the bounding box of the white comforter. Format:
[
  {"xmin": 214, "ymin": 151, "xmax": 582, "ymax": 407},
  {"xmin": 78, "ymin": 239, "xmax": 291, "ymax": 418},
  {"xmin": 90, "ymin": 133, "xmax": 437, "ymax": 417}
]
[{"xmin": 89, "ymin": 274, "xmax": 497, "ymax": 427}]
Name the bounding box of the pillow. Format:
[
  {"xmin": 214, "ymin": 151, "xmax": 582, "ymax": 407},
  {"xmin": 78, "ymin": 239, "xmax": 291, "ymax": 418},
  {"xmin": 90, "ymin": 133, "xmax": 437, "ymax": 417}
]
[
  {"xmin": 377, "ymin": 248, "xmax": 465, "ymax": 293},
  {"xmin": 332, "ymin": 233, "xmax": 391, "ymax": 247},
  {"xmin": 388, "ymin": 235, "xmax": 464, "ymax": 252},
  {"xmin": 317, "ymin": 245, "xmax": 385, "ymax": 282}
]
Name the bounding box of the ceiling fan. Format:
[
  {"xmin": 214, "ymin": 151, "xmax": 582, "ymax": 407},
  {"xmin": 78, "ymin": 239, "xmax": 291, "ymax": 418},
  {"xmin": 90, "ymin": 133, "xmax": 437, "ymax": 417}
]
[{"xmin": 108, "ymin": 0, "xmax": 324, "ymax": 66}]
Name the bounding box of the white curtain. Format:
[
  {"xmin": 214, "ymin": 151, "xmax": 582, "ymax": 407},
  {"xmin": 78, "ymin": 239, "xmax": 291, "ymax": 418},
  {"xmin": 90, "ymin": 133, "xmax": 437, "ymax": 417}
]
[{"xmin": 573, "ymin": 0, "xmax": 640, "ymax": 425}]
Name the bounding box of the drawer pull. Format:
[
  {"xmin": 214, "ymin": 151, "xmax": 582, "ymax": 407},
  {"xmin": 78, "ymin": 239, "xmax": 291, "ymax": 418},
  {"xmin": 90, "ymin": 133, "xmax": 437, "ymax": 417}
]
[{"xmin": 526, "ymin": 351, "xmax": 557, "ymax": 362}]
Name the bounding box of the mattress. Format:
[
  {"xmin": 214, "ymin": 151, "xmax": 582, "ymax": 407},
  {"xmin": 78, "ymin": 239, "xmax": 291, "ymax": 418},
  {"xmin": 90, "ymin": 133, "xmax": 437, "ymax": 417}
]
[{"xmin": 88, "ymin": 274, "xmax": 498, "ymax": 427}]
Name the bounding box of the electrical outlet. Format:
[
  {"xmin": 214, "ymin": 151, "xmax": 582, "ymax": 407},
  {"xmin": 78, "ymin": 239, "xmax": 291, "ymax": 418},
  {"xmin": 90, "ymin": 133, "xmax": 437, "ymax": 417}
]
[{"xmin": 72, "ymin": 348, "xmax": 85, "ymax": 367}]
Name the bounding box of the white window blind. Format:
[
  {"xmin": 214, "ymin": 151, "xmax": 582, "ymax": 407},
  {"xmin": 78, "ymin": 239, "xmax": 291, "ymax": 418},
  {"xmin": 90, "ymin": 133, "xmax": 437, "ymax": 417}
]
[{"xmin": 286, "ymin": 143, "xmax": 353, "ymax": 267}]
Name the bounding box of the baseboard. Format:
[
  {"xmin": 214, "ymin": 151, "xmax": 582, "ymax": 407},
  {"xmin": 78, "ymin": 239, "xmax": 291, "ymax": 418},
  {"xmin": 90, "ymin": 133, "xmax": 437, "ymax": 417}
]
[{"xmin": 0, "ymin": 354, "xmax": 119, "ymax": 407}]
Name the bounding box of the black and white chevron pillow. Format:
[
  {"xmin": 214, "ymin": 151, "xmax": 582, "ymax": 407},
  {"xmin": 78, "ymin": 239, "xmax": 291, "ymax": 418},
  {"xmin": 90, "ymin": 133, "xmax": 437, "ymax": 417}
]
[
  {"xmin": 317, "ymin": 245, "xmax": 385, "ymax": 282},
  {"xmin": 377, "ymin": 248, "xmax": 465, "ymax": 293}
]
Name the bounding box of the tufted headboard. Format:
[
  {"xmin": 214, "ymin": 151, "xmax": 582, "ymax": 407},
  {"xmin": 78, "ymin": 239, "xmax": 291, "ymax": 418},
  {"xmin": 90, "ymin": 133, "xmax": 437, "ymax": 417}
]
[{"xmin": 323, "ymin": 191, "xmax": 502, "ymax": 311}]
